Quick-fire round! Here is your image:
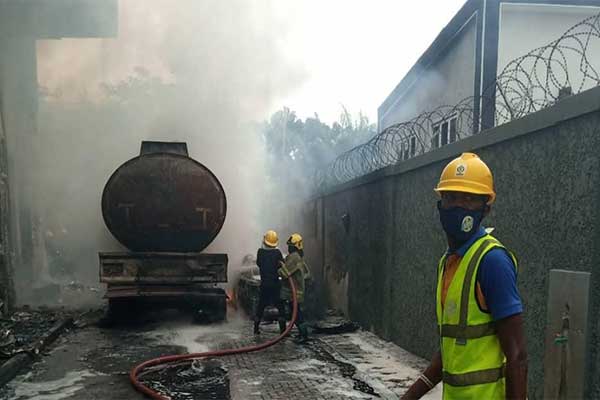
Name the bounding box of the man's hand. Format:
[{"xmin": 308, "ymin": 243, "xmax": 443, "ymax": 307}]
[
  {"xmin": 401, "ymin": 350, "xmax": 442, "ymax": 400},
  {"xmin": 278, "ymin": 262, "xmax": 289, "ymax": 278}
]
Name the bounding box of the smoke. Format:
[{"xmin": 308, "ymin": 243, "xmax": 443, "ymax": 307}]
[{"xmin": 13, "ymin": 0, "xmax": 307, "ymax": 306}]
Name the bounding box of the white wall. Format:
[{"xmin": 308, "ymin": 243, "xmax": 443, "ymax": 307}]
[
  {"xmin": 498, "ymin": 3, "xmax": 600, "ymax": 94},
  {"xmin": 379, "ymin": 14, "xmax": 478, "ymax": 131}
]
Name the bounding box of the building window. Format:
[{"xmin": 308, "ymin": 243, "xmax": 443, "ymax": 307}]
[
  {"xmin": 432, "ymin": 115, "xmax": 458, "ymax": 149},
  {"xmin": 403, "ymin": 135, "xmax": 417, "ymax": 160}
]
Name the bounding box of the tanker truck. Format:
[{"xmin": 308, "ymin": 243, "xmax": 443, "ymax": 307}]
[{"xmin": 99, "ymin": 141, "xmax": 228, "ymax": 321}]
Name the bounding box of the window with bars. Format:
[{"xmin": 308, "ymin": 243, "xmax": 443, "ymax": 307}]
[
  {"xmin": 402, "ymin": 135, "xmax": 417, "ymax": 160},
  {"xmin": 431, "ymin": 116, "xmax": 458, "ymax": 149}
]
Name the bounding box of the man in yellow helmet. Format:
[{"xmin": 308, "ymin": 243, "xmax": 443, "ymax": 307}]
[
  {"xmin": 278, "ymin": 233, "xmax": 311, "ymax": 343},
  {"xmin": 402, "ymin": 153, "xmax": 527, "ymax": 400}
]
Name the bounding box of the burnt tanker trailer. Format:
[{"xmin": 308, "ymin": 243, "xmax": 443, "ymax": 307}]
[{"xmin": 99, "ymin": 141, "xmax": 228, "ymax": 321}]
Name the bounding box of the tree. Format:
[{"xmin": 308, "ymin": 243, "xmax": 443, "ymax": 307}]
[{"xmin": 262, "ymin": 106, "xmax": 376, "ymax": 190}]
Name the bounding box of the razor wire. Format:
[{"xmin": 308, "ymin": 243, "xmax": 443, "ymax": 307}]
[{"xmin": 315, "ymin": 12, "xmax": 600, "ymax": 190}]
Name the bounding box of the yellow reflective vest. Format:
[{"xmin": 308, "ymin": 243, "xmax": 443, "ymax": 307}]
[{"xmin": 436, "ymin": 234, "xmax": 517, "ymax": 399}]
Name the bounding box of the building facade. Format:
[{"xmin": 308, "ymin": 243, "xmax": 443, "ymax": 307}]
[
  {"xmin": 0, "ymin": 1, "xmax": 117, "ymax": 308},
  {"xmin": 378, "ymin": 0, "xmax": 600, "ymax": 144}
]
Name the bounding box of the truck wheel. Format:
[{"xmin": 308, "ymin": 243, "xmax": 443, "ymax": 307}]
[
  {"xmin": 212, "ymin": 296, "xmax": 227, "ymax": 322},
  {"xmin": 192, "ymin": 296, "xmax": 227, "ymax": 323},
  {"xmin": 108, "ymin": 298, "xmax": 137, "ymax": 321}
]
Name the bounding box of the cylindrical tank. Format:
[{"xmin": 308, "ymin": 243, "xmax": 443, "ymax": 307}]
[{"xmin": 101, "ymin": 141, "xmax": 227, "ymax": 252}]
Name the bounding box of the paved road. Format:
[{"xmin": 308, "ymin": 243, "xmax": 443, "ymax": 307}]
[{"xmin": 0, "ymin": 308, "xmax": 441, "ymax": 400}]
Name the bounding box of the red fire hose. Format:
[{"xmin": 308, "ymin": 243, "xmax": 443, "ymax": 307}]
[{"xmin": 130, "ymin": 278, "xmax": 298, "ymax": 400}]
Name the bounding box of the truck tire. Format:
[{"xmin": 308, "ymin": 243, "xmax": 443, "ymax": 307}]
[
  {"xmin": 108, "ymin": 297, "xmax": 139, "ymax": 321},
  {"xmin": 212, "ymin": 295, "xmax": 227, "ymax": 322},
  {"xmin": 192, "ymin": 295, "xmax": 227, "ymax": 323}
]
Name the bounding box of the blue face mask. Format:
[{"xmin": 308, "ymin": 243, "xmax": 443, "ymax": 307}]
[{"xmin": 437, "ymin": 201, "xmax": 484, "ymax": 244}]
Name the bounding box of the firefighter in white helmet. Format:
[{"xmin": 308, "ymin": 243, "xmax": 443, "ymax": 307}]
[{"xmin": 278, "ymin": 233, "xmax": 311, "ymax": 343}]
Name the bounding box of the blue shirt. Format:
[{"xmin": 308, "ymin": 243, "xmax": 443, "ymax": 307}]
[{"xmin": 448, "ymin": 227, "xmax": 523, "ymax": 321}]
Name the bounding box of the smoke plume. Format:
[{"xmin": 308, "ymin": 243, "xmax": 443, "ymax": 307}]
[{"xmin": 14, "ymin": 0, "xmax": 307, "ymax": 306}]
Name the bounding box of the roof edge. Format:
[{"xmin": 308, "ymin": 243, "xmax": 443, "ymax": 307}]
[{"xmin": 378, "ymin": 0, "xmax": 482, "ymax": 118}]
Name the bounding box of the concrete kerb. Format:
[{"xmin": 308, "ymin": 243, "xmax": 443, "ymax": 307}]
[{"xmin": 0, "ymin": 316, "xmax": 74, "ymax": 387}]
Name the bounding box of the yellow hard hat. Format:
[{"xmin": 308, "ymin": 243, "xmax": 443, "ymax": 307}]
[
  {"xmin": 263, "ymin": 230, "xmax": 278, "ymax": 247},
  {"xmin": 434, "ymin": 152, "xmax": 496, "ymax": 204},
  {"xmin": 286, "ymin": 233, "xmax": 303, "ymax": 250}
]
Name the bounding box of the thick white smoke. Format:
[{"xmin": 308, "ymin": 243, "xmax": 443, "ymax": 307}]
[{"xmin": 17, "ymin": 0, "xmax": 308, "ymax": 306}]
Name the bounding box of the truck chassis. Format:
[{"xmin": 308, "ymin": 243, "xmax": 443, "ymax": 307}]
[{"xmin": 99, "ymin": 252, "xmax": 228, "ymax": 322}]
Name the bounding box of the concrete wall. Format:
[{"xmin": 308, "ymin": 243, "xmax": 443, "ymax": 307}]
[
  {"xmin": 0, "ymin": 38, "xmax": 43, "ymax": 308},
  {"xmin": 378, "ymin": 14, "xmax": 478, "ymax": 131},
  {"xmin": 311, "ymin": 86, "xmax": 600, "ymax": 399},
  {"xmin": 0, "ymin": 75, "xmax": 13, "ymax": 314},
  {"xmin": 0, "ymin": 4, "xmax": 117, "ymax": 308}
]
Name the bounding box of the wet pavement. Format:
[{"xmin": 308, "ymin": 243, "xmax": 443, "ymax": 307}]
[
  {"xmin": 140, "ymin": 359, "xmax": 231, "ymax": 400},
  {"xmin": 0, "ymin": 309, "xmax": 75, "ymax": 359},
  {"xmin": 0, "ymin": 308, "xmax": 441, "ymax": 399},
  {"xmin": 223, "ymin": 321, "xmax": 442, "ymax": 400}
]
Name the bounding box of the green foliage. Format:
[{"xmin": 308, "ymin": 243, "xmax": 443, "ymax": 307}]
[{"xmin": 262, "ymin": 106, "xmax": 376, "ymax": 187}]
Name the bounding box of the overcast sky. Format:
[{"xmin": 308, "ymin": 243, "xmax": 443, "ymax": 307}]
[{"xmin": 269, "ymin": 0, "xmax": 466, "ymax": 124}]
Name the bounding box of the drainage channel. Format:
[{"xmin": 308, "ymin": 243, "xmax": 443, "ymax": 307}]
[{"xmin": 308, "ymin": 341, "xmax": 381, "ymax": 397}]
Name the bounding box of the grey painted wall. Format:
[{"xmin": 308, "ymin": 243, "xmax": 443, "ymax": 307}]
[
  {"xmin": 378, "ymin": 14, "xmax": 478, "ymax": 131},
  {"xmin": 311, "ymin": 86, "xmax": 600, "ymax": 399}
]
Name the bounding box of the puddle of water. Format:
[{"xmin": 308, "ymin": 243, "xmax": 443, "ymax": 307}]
[
  {"xmin": 86, "ymin": 343, "xmax": 185, "ymax": 375},
  {"xmin": 144, "ymin": 310, "xmax": 247, "ymax": 353},
  {"xmin": 141, "ymin": 358, "xmax": 230, "ymax": 400},
  {"xmin": 6, "ymin": 369, "xmax": 102, "ymax": 400}
]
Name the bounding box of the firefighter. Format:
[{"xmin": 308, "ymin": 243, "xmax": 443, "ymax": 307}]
[
  {"xmin": 278, "ymin": 233, "xmax": 311, "ymax": 343},
  {"xmin": 254, "ymin": 230, "xmax": 285, "ymax": 335},
  {"xmin": 402, "ymin": 153, "xmax": 527, "ymax": 400}
]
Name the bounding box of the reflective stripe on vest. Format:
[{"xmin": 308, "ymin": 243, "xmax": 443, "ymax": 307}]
[
  {"xmin": 443, "ymin": 238, "xmax": 496, "ymax": 345},
  {"xmin": 443, "ymin": 365, "xmax": 506, "ymax": 387},
  {"xmin": 440, "ymin": 322, "xmax": 495, "ymax": 339},
  {"xmin": 436, "ymin": 234, "xmax": 517, "ymax": 395}
]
